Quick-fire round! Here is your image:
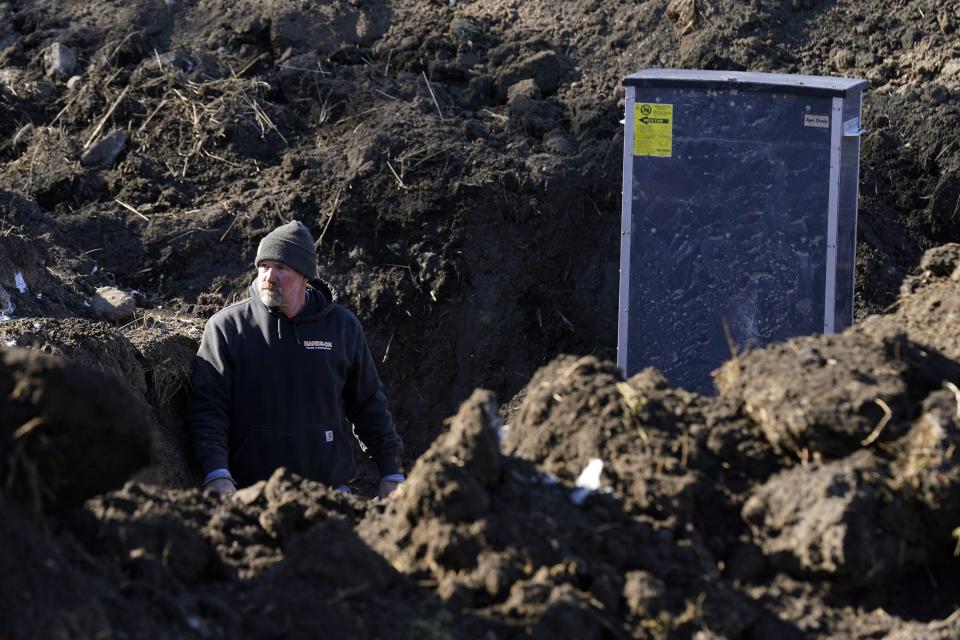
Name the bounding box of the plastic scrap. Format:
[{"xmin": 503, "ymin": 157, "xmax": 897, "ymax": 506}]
[{"xmin": 570, "ymin": 458, "xmax": 604, "ymax": 505}]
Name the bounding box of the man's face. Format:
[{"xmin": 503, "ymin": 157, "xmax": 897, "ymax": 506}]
[{"xmin": 257, "ymin": 260, "xmax": 307, "ymax": 310}]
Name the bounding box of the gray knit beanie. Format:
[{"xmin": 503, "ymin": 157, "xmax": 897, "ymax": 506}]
[{"xmin": 254, "ymin": 220, "xmax": 317, "ymax": 278}]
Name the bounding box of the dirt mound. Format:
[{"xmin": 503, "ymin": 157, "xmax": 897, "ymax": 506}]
[
  {"xmin": 500, "ymin": 354, "xmax": 781, "ymax": 559},
  {"xmin": 1, "ymin": 468, "xmax": 470, "ymax": 640},
  {"xmin": 361, "ymin": 389, "xmax": 760, "ymax": 639},
  {"xmin": 863, "ymin": 243, "xmax": 960, "ymax": 361},
  {"xmin": 0, "ymin": 496, "xmax": 111, "ymax": 639},
  {"xmin": 715, "ymin": 331, "xmax": 960, "ymax": 460},
  {"xmin": 742, "ymin": 381, "xmax": 960, "ymax": 588},
  {"xmin": 743, "ymin": 449, "xmax": 926, "ymax": 583},
  {"xmin": 0, "ymin": 347, "xmax": 152, "ymax": 512},
  {"xmin": 0, "ymin": 311, "xmax": 202, "ymax": 488}
]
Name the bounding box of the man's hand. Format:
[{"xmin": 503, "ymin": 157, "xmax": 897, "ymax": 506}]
[
  {"xmin": 378, "ymin": 480, "xmax": 401, "ymax": 499},
  {"xmin": 206, "ymin": 477, "xmax": 237, "ymax": 497}
]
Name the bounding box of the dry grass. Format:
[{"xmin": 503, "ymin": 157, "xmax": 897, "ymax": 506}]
[
  {"xmin": 668, "ymin": 0, "xmax": 716, "ymax": 35},
  {"xmin": 0, "ymin": 126, "xmax": 81, "ymax": 196},
  {"xmin": 149, "ymin": 358, "xmax": 193, "ymax": 408},
  {"xmin": 616, "ymin": 382, "xmax": 650, "ymax": 445},
  {"xmin": 137, "ymin": 72, "xmax": 287, "ymax": 178},
  {"xmin": 50, "ymin": 51, "xmax": 288, "ymax": 180}
]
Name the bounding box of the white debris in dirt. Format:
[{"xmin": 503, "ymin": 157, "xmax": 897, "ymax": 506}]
[
  {"xmin": 576, "ymin": 458, "xmax": 604, "ymax": 489},
  {"xmin": 35, "ymin": 292, "xmax": 42, "ymax": 300},
  {"xmin": 3, "ymin": 339, "xmax": 15, "ymax": 347},
  {"xmin": 32, "ymin": 322, "xmax": 40, "ymax": 329},
  {"xmin": 570, "ymin": 458, "xmax": 604, "ymax": 506},
  {"xmin": 185, "ymin": 615, "xmax": 201, "ymax": 630},
  {"xmin": 14, "ymin": 271, "xmax": 27, "ymax": 293},
  {"xmin": 83, "ymin": 300, "xmax": 91, "ymax": 307},
  {"xmin": 91, "ymin": 265, "xmax": 98, "ymax": 274}
]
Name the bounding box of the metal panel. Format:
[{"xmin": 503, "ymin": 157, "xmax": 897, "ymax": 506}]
[
  {"xmin": 625, "ymin": 69, "xmax": 869, "ymax": 98},
  {"xmin": 618, "ymin": 72, "xmax": 865, "ymax": 393}
]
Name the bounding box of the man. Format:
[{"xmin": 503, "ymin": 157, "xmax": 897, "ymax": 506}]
[{"xmin": 187, "ymin": 220, "xmax": 404, "ymax": 499}]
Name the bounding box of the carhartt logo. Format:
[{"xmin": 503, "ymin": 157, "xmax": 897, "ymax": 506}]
[{"xmin": 304, "ymin": 340, "xmax": 333, "ymax": 351}]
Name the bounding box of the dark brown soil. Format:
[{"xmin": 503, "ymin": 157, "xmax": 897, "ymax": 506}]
[{"xmin": 2, "ymin": 0, "xmax": 960, "ymax": 637}]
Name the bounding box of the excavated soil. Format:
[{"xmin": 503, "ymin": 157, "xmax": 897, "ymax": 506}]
[{"xmin": 2, "ymin": 0, "xmax": 960, "ymax": 637}]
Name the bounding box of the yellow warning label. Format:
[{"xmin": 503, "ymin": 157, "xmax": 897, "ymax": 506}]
[{"xmin": 633, "ymin": 103, "xmax": 673, "ymax": 157}]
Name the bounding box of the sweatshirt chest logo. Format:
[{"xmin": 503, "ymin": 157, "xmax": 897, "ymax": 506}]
[{"xmin": 303, "ymin": 340, "xmax": 333, "ymax": 351}]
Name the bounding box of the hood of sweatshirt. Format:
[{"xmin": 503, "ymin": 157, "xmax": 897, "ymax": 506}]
[{"xmin": 249, "ymin": 276, "xmax": 338, "ymax": 323}]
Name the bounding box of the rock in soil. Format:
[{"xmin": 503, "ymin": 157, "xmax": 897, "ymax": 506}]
[
  {"xmin": 92, "ymin": 285, "xmax": 136, "ymax": 321},
  {"xmin": 80, "ymin": 129, "xmax": 128, "ymax": 169},
  {"xmin": 43, "ymin": 42, "xmax": 77, "ymax": 78}
]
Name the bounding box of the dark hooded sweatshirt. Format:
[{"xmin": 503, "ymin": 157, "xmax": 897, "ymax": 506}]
[{"xmin": 187, "ymin": 278, "xmax": 403, "ymax": 488}]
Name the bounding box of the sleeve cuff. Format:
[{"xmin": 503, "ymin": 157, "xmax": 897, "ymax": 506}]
[
  {"xmin": 375, "ymin": 452, "xmax": 403, "ymax": 478},
  {"xmin": 203, "ymin": 468, "xmax": 236, "ymax": 486}
]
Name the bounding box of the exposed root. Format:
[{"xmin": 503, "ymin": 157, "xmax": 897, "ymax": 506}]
[
  {"xmin": 861, "ymin": 397, "xmax": 894, "ymax": 446},
  {"xmin": 148, "ymin": 359, "xmax": 193, "ymax": 408}
]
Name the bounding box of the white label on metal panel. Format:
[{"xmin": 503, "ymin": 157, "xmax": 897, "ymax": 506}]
[{"xmin": 804, "ymin": 114, "xmax": 830, "ymax": 128}]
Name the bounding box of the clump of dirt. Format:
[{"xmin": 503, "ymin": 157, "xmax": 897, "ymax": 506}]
[
  {"xmin": 0, "ymin": 496, "xmax": 112, "ymax": 639},
  {"xmin": 714, "ymin": 332, "xmax": 960, "ymax": 460},
  {"xmin": 863, "ymin": 243, "xmax": 960, "ymax": 361},
  {"xmin": 500, "ymin": 353, "xmax": 781, "ymax": 559},
  {"xmin": 1, "ymin": 466, "xmax": 475, "ymax": 640},
  {"xmin": 742, "ymin": 449, "xmax": 927, "ymax": 583},
  {"xmin": 0, "ymin": 347, "xmax": 152, "ymax": 512}
]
